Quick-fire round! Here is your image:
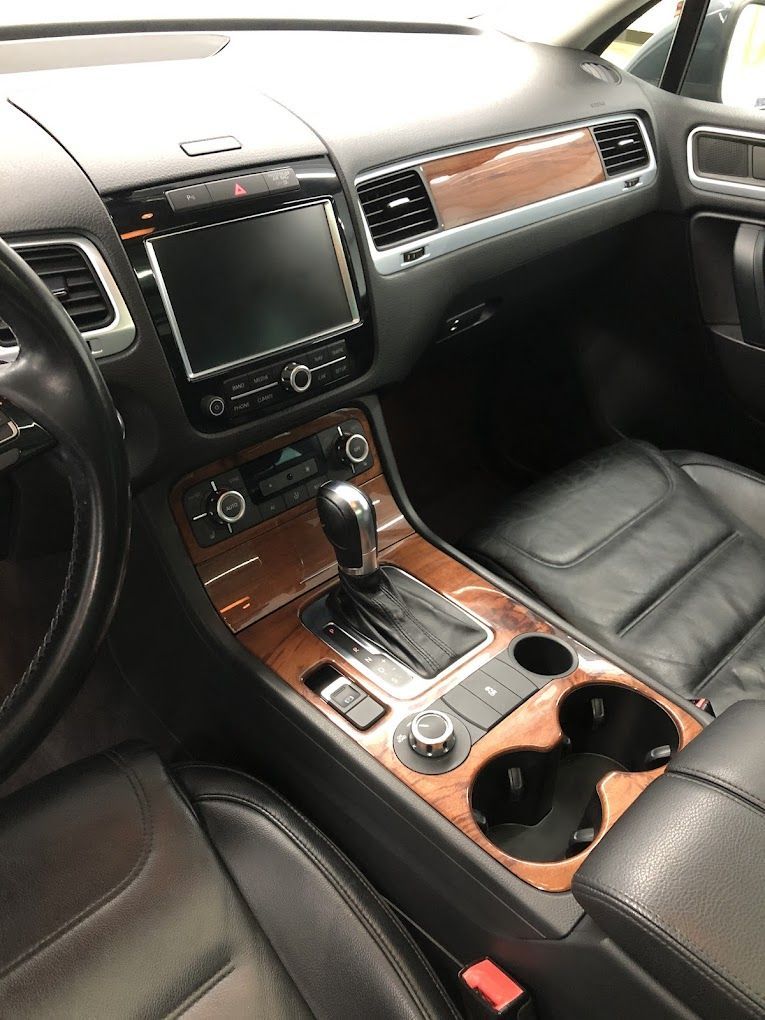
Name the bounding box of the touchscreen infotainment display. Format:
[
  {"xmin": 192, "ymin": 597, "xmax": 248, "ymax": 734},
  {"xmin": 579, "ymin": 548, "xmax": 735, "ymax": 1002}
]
[{"xmin": 146, "ymin": 201, "xmax": 359, "ymax": 381}]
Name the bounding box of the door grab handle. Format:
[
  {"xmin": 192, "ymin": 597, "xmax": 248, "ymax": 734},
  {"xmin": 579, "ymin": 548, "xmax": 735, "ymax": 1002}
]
[{"xmin": 733, "ymin": 222, "xmax": 765, "ymax": 348}]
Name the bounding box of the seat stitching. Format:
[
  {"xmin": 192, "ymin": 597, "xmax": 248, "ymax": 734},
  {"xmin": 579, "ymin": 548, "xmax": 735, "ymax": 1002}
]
[
  {"xmin": 576, "ymin": 880, "xmax": 764, "ymax": 1016},
  {"xmin": 616, "ymin": 531, "xmax": 738, "ymax": 637},
  {"xmin": 694, "ymin": 611, "xmax": 765, "ymax": 694},
  {"xmin": 192, "ymin": 790, "xmax": 458, "ymax": 1020},
  {"xmin": 0, "ymin": 748, "xmax": 153, "ymax": 980},
  {"xmin": 670, "ymin": 764, "xmax": 765, "ymax": 814},
  {"xmin": 177, "ymin": 762, "xmax": 490, "ymax": 998},
  {"xmin": 176, "ymin": 764, "xmax": 471, "ymax": 1004},
  {"xmin": 477, "ymin": 443, "xmax": 677, "ymax": 569},
  {"xmin": 162, "ymin": 961, "xmax": 235, "ymax": 1020}
]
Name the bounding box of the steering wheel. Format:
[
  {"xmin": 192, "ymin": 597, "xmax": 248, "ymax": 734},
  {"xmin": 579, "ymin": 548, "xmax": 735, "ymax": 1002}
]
[{"xmin": 0, "ymin": 237, "xmax": 130, "ymax": 778}]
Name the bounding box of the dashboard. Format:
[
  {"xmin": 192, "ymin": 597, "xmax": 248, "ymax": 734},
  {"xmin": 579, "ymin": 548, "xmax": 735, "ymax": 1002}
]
[{"xmin": 0, "ymin": 18, "xmax": 763, "ymax": 486}]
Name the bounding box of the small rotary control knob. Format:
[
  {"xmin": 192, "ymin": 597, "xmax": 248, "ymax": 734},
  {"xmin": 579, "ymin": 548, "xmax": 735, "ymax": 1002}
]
[
  {"xmin": 337, "ymin": 431, "xmax": 370, "ymax": 467},
  {"xmin": 408, "ymin": 710, "xmax": 456, "ymax": 758},
  {"xmin": 281, "ymin": 362, "xmax": 312, "ymax": 393},
  {"xmin": 212, "ymin": 490, "xmax": 247, "ymax": 525}
]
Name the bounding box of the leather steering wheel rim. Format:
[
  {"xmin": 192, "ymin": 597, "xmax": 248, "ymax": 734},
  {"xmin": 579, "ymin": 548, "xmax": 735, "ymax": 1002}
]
[{"xmin": 0, "ymin": 236, "xmax": 130, "ymax": 778}]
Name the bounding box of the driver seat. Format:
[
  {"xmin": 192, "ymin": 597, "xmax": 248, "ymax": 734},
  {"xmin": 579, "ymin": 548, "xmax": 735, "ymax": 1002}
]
[{"xmin": 0, "ymin": 743, "xmax": 457, "ymax": 1019}]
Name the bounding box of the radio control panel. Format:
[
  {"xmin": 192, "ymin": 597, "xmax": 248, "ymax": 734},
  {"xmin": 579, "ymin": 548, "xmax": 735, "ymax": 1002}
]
[{"xmin": 204, "ymin": 337, "xmax": 350, "ymax": 423}]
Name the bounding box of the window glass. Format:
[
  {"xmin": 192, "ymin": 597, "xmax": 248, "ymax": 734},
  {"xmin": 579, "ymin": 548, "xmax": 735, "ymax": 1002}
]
[
  {"xmin": 720, "ymin": 3, "xmax": 765, "ymax": 108},
  {"xmin": 602, "ymin": 0, "xmax": 682, "ymax": 85}
]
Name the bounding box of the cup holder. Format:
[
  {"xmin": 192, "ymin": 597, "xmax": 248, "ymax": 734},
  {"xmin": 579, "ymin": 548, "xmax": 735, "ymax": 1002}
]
[
  {"xmin": 471, "ymin": 684, "xmax": 680, "ymax": 864},
  {"xmin": 510, "ymin": 634, "xmax": 576, "ymax": 679}
]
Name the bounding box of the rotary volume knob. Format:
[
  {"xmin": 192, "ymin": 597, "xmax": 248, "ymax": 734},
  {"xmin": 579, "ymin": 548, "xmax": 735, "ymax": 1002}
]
[
  {"xmin": 408, "ymin": 710, "xmax": 456, "ymax": 758},
  {"xmin": 281, "ymin": 362, "xmax": 312, "ymax": 393}
]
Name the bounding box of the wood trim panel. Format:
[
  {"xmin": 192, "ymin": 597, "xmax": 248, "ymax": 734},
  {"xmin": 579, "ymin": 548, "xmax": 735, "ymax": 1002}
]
[
  {"xmin": 422, "ymin": 128, "xmax": 605, "ymax": 231},
  {"xmin": 239, "ymin": 531, "xmax": 703, "ymax": 893}
]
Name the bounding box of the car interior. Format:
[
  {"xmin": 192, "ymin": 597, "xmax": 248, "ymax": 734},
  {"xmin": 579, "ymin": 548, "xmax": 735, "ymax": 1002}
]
[{"xmin": 2, "ymin": 2, "xmax": 765, "ymax": 1017}]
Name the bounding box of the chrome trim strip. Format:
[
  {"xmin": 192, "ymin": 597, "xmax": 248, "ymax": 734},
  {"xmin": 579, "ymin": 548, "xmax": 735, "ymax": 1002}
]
[
  {"xmin": 3, "ymin": 236, "xmax": 136, "ymax": 361},
  {"xmin": 145, "ymin": 199, "xmax": 361, "ymax": 383},
  {"xmin": 687, "ymin": 125, "xmax": 765, "ymax": 200},
  {"xmin": 300, "ymin": 566, "xmax": 494, "ymax": 700},
  {"xmin": 355, "ymin": 113, "xmax": 657, "ymax": 277}
]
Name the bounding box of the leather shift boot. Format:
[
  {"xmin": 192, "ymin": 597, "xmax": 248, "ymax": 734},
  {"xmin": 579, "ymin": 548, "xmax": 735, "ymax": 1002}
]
[{"xmin": 328, "ymin": 566, "xmax": 484, "ymax": 678}]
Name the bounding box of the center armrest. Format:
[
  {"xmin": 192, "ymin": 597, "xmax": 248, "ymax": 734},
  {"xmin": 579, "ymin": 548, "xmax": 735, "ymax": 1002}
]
[{"xmin": 573, "ymin": 701, "xmax": 765, "ymax": 1020}]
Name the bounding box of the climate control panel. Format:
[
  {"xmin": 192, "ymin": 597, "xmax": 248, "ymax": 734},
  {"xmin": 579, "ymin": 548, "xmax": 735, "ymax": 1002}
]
[{"xmin": 182, "ymin": 415, "xmax": 374, "ymax": 547}]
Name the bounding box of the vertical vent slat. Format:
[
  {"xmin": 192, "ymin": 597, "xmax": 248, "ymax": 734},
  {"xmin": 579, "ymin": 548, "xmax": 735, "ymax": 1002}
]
[
  {"xmin": 357, "ymin": 169, "xmax": 438, "ymax": 250},
  {"xmin": 592, "ymin": 119, "xmax": 650, "ymax": 177},
  {"xmin": 0, "ymin": 243, "xmax": 113, "ymax": 347}
]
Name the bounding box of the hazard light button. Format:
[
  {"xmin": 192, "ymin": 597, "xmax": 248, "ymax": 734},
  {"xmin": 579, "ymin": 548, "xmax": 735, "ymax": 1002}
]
[{"xmin": 207, "ymin": 173, "xmax": 268, "ymax": 204}]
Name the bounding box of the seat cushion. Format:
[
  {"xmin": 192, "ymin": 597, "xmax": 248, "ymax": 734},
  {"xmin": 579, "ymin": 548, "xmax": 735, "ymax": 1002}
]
[
  {"xmin": 465, "ymin": 441, "xmax": 765, "ymax": 713},
  {"xmin": 0, "ymin": 744, "xmax": 457, "ymax": 1019}
]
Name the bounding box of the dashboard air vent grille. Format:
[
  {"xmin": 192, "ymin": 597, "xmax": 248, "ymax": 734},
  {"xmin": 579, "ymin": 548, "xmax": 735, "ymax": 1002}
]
[
  {"xmin": 592, "ymin": 120, "xmax": 650, "ymax": 177},
  {"xmin": 357, "ymin": 169, "xmax": 438, "ymax": 249},
  {"xmin": 581, "ymin": 62, "xmax": 620, "ymax": 84},
  {"xmin": 0, "ymin": 243, "xmax": 113, "ymax": 347}
]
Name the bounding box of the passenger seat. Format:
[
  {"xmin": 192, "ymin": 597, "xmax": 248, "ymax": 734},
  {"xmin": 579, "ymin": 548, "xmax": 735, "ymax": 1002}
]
[{"xmin": 464, "ymin": 441, "xmax": 765, "ymax": 713}]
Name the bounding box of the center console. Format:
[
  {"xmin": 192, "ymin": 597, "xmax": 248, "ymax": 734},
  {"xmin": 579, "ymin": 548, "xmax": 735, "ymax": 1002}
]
[
  {"xmin": 108, "ymin": 156, "xmax": 372, "ymax": 432},
  {"xmin": 170, "ymin": 408, "xmax": 703, "ymax": 894}
]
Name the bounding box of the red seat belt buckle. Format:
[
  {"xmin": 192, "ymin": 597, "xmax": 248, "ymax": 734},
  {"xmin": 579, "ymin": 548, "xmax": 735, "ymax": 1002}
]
[{"xmin": 459, "ymin": 959, "xmax": 532, "ymax": 1018}]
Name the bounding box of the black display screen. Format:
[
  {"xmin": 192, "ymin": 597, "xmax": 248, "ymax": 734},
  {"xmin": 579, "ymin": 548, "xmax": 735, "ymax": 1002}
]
[{"xmin": 147, "ymin": 201, "xmax": 358, "ymax": 380}]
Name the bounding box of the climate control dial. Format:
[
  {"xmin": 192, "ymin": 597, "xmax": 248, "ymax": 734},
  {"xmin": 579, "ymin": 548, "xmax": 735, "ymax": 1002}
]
[
  {"xmin": 211, "ymin": 489, "xmax": 247, "ymax": 525},
  {"xmin": 337, "ymin": 432, "xmax": 370, "ymax": 467}
]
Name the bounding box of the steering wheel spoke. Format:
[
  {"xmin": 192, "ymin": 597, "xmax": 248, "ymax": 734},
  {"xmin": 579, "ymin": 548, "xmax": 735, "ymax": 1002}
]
[{"xmin": 0, "ymin": 398, "xmax": 54, "ymax": 474}]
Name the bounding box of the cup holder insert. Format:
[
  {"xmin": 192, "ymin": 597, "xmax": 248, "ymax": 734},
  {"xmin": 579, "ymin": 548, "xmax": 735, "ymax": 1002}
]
[
  {"xmin": 511, "ymin": 634, "xmax": 576, "ymax": 679},
  {"xmin": 471, "ymin": 685, "xmax": 681, "ymax": 864}
]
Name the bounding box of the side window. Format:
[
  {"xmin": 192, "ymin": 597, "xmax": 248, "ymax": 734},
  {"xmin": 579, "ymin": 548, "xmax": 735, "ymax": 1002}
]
[
  {"xmin": 718, "ymin": 3, "xmax": 765, "ymax": 109},
  {"xmin": 604, "ymin": 0, "xmax": 765, "ymax": 109},
  {"xmin": 601, "ymin": 0, "xmax": 682, "ymax": 85}
]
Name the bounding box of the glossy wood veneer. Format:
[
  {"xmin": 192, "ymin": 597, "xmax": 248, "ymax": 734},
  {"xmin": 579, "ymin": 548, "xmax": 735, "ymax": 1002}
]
[
  {"xmin": 240, "ymin": 531, "xmax": 703, "ymax": 893},
  {"xmin": 422, "ymin": 127, "xmax": 605, "ymax": 231}
]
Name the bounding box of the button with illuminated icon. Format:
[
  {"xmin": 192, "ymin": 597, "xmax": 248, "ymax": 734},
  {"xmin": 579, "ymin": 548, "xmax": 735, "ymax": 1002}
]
[
  {"xmin": 165, "ymin": 184, "xmax": 211, "ymax": 212},
  {"xmin": 207, "ymin": 174, "xmax": 268, "ymax": 204}
]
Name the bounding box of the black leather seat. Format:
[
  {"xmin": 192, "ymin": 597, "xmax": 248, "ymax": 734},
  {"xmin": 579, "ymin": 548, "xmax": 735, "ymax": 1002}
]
[
  {"xmin": 0, "ymin": 744, "xmax": 458, "ymax": 1019},
  {"xmin": 465, "ymin": 441, "xmax": 765, "ymax": 713}
]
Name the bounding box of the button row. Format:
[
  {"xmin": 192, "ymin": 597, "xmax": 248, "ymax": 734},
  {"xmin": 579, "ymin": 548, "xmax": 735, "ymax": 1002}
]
[
  {"xmin": 224, "ymin": 340, "xmax": 348, "ymax": 419},
  {"xmin": 166, "ymin": 167, "xmax": 299, "ymax": 213},
  {"xmin": 423, "ymin": 657, "xmax": 540, "ymax": 743},
  {"xmin": 320, "ymin": 677, "xmax": 385, "ymax": 730}
]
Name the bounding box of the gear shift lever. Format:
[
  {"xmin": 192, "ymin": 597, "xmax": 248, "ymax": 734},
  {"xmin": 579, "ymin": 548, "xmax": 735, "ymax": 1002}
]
[
  {"xmin": 316, "ymin": 480, "xmax": 378, "ymax": 577},
  {"xmin": 315, "ymin": 480, "xmax": 484, "ymax": 679}
]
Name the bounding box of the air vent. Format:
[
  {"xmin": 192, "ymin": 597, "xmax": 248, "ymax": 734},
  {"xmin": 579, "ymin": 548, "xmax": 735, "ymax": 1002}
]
[
  {"xmin": 592, "ymin": 120, "xmax": 650, "ymax": 177},
  {"xmin": 0, "ymin": 243, "xmax": 113, "ymax": 347},
  {"xmin": 357, "ymin": 169, "xmax": 438, "ymax": 250},
  {"xmin": 581, "ymin": 62, "xmax": 620, "ymax": 84}
]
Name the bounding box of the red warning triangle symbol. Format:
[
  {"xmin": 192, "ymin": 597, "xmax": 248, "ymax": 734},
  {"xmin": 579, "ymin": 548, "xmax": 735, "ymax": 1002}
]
[{"xmin": 233, "ymin": 182, "xmax": 247, "ymax": 197}]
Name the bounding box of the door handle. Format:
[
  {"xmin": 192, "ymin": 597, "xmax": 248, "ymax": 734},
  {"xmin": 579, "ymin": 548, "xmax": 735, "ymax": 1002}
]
[{"xmin": 733, "ymin": 222, "xmax": 765, "ymax": 348}]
